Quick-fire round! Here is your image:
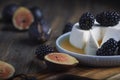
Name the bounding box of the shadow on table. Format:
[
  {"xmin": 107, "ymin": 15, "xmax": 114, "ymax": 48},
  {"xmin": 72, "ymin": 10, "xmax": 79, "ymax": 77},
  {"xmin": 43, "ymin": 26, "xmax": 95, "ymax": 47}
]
[{"xmin": 47, "ymin": 74, "xmax": 95, "ymax": 80}]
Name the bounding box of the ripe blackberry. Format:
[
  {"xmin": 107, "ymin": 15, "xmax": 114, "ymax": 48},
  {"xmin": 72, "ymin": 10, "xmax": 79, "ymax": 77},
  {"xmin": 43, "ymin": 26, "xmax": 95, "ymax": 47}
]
[
  {"xmin": 35, "ymin": 44, "xmax": 55, "ymax": 60},
  {"xmin": 96, "ymin": 38, "xmax": 118, "ymax": 56},
  {"xmin": 96, "ymin": 11, "xmax": 120, "ymax": 26},
  {"xmin": 79, "ymin": 12, "xmax": 95, "ymax": 30},
  {"xmin": 117, "ymin": 40, "xmax": 120, "ymax": 55},
  {"xmin": 63, "ymin": 22, "xmax": 73, "ymax": 34}
]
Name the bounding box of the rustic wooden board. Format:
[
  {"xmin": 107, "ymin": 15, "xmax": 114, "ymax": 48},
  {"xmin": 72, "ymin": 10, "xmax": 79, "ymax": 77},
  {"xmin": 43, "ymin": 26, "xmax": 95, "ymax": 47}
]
[{"xmin": 0, "ymin": 0, "xmax": 120, "ymax": 80}]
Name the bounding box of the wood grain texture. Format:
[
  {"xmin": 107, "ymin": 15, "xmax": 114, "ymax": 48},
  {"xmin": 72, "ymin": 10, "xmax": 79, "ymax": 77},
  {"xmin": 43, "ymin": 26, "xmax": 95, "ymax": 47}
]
[{"xmin": 0, "ymin": 0, "xmax": 120, "ymax": 80}]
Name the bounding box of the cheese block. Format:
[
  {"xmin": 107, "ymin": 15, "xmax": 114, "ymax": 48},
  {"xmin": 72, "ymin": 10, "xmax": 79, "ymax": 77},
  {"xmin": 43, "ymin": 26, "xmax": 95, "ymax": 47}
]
[
  {"xmin": 85, "ymin": 30, "xmax": 99, "ymax": 55},
  {"xmin": 101, "ymin": 27, "xmax": 120, "ymax": 45},
  {"xmin": 69, "ymin": 23, "xmax": 90, "ymax": 49}
]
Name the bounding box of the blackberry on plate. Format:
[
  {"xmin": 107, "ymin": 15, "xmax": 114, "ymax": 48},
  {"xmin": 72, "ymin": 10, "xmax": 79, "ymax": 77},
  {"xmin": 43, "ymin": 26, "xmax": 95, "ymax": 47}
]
[
  {"xmin": 79, "ymin": 12, "xmax": 95, "ymax": 30},
  {"xmin": 63, "ymin": 22, "xmax": 73, "ymax": 34},
  {"xmin": 117, "ymin": 40, "xmax": 120, "ymax": 55},
  {"xmin": 35, "ymin": 44, "xmax": 55, "ymax": 60},
  {"xmin": 96, "ymin": 11, "xmax": 120, "ymax": 26},
  {"xmin": 96, "ymin": 38, "xmax": 118, "ymax": 56}
]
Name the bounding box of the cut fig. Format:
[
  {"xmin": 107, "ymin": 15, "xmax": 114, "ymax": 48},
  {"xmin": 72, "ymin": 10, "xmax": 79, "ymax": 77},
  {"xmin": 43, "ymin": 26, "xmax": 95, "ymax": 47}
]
[
  {"xmin": 44, "ymin": 53, "xmax": 79, "ymax": 71},
  {"xmin": 28, "ymin": 22, "xmax": 50, "ymax": 43},
  {"xmin": 2, "ymin": 4, "xmax": 19, "ymax": 23},
  {"xmin": 0, "ymin": 61, "xmax": 15, "ymax": 79},
  {"xmin": 12, "ymin": 7, "xmax": 34, "ymax": 30}
]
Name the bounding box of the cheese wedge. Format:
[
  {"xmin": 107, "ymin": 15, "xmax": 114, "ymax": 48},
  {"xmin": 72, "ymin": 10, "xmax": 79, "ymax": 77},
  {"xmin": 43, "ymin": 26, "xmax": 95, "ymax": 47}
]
[
  {"xmin": 91, "ymin": 27, "xmax": 101, "ymax": 42},
  {"xmin": 85, "ymin": 30, "xmax": 99, "ymax": 55},
  {"xmin": 113, "ymin": 21, "xmax": 120, "ymax": 29},
  {"xmin": 69, "ymin": 23, "xmax": 90, "ymax": 49},
  {"xmin": 101, "ymin": 27, "xmax": 120, "ymax": 45}
]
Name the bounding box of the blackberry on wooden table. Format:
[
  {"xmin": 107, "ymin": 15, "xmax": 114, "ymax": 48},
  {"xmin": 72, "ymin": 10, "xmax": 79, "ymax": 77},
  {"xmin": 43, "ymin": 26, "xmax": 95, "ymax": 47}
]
[
  {"xmin": 63, "ymin": 22, "xmax": 73, "ymax": 34},
  {"xmin": 35, "ymin": 44, "xmax": 55, "ymax": 60}
]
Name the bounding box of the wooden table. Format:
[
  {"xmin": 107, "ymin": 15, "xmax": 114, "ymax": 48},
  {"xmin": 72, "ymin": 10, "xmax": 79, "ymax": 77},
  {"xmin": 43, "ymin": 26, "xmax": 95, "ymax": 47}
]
[{"xmin": 0, "ymin": 0, "xmax": 120, "ymax": 80}]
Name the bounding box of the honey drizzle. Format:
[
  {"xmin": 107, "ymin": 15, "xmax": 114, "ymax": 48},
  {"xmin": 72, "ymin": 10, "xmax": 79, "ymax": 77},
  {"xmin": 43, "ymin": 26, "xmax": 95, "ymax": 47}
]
[
  {"xmin": 60, "ymin": 37, "xmax": 102, "ymax": 54},
  {"xmin": 98, "ymin": 40, "xmax": 102, "ymax": 46},
  {"xmin": 60, "ymin": 38, "xmax": 84, "ymax": 54}
]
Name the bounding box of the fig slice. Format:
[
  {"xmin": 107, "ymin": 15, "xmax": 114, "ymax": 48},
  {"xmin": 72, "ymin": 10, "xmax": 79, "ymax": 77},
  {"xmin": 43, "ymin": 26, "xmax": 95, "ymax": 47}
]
[
  {"xmin": 44, "ymin": 53, "xmax": 79, "ymax": 71},
  {"xmin": 12, "ymin": 7, "xmax": 34, "ymax": 30},
  {"xmin": 0, "ymin": 61, "xmax": 15, "ymax": 79}
]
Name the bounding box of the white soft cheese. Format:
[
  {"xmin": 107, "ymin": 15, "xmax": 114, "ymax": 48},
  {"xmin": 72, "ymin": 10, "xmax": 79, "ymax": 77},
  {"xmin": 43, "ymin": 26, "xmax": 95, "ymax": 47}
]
[
  {"xmin": 101, "ymin": 27, "xmax": 120, "ymax": 45},
  {"xmin": 92, "ymin": 21, "xmax": 108, "ymax": 41},
  {"xmin": 85, "ymin": 30, "xmax": 99, "ymax": 55},
  {"xmin": 69, "ymin": 23, "xmax": 90, "ymax": 49},
  {"xmin": 91, "ymin": 27, "xmax": 101, "ymax": 42},
  {"xmin": 113, "ymin": 21, "xmax": 120, "ymax": 29}
]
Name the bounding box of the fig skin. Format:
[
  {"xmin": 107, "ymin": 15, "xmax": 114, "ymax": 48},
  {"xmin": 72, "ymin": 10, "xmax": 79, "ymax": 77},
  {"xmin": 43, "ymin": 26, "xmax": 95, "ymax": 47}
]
[
  {"xmin": 2, "ymin": 4, "xmax": 19, "ymax": 23},
  {"xmin": 0, "ymin": 61, "xmax": 15, "ymax": 79},
  {"xmin": 29, "ymin": 6, "xmax": 43, "ymax": 22},
  {"xmin": 28, "ymin": 6, "xmax": 51, "ymax": 43},
  {"xmin": 30, "ymin": 6, "xmax": 50, "ymax": 34},
  {"xmin": 28, "ymin": 21, "xmax": 50, "ymax": 43},
  {"xmin": 44, "ymin": 53, "xmax": 79, "ymax": 71}
]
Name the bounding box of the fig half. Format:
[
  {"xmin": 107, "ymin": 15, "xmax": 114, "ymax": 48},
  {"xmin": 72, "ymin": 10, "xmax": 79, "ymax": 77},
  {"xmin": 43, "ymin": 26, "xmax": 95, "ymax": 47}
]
[
  {"xmin": 0, "ymin": 61, "xmax": 15, "ymax": 79},
  {"xmin": 44, "ymin": 53, "xmax": 79, "ymax": 71},
  {"xmin": 12, "ymin": 7, "xmax": 34, "ymax": 30}
]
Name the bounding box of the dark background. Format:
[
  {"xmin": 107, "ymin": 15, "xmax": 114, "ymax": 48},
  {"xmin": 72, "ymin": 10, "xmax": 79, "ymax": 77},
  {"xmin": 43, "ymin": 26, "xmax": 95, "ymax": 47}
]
[{"xmin": 0, "ymin": 0, "xmax": 120, "ymax": 25}]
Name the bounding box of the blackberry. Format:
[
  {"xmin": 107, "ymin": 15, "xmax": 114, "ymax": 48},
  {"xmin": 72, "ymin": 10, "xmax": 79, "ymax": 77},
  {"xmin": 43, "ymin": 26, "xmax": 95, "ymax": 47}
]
[
  {"xmin": 63, "ymin": 22, "xmax": 73, "ymax": 34},
  {"xmin": 35, "ymin": 44, "xmax": 55, "ymax": 60},
  {"xmin": 117, "ymin": 40, "xmax": 120, "ymax": 55},
  {"xmin": 96, "ymin": 38, "xmax": 118, "ymax": 56},
  {"xmin": 79, "ymin": 12, "xmax": 95, "ymax": 30},
  {"xmin": 96, "ymin": 11, "xmax": 120, "ymax": 26}
]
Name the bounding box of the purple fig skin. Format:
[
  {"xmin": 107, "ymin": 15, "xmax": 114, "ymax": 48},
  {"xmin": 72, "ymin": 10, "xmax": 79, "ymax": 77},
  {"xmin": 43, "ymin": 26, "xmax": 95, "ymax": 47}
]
[
  {"xmin": 30, "ymin": 6, "xmax": 43, "ymax": 22},
  {"xmin": 28, "ymin": 21, "xmax": 50, "ymax": 43},
  {"xmin": 45, "ymin": 60, "xmax": 78, "ymax": 71},
  {"xmin": 2, "ymin": 4, "xmax": 19, "ymax": 23}
]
